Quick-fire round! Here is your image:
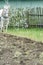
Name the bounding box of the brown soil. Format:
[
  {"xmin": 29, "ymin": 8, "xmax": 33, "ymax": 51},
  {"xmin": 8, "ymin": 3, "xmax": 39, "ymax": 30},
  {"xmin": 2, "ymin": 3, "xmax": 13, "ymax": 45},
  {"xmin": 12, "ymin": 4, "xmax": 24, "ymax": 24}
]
[{"xmin": 0, "ymin": 33, "xmax": 43, "ymax": 65}]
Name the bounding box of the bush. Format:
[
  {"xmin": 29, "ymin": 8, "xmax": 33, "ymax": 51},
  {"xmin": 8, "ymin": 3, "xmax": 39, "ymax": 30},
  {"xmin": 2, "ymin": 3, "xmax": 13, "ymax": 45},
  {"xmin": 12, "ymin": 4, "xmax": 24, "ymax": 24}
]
[
  {"xmin": 9, "ymin": 7, "xmax": 43, "ymax": 28},
  {"xmin": 9, "ymin": 8, "xmax": 29, "ymax": 28}
]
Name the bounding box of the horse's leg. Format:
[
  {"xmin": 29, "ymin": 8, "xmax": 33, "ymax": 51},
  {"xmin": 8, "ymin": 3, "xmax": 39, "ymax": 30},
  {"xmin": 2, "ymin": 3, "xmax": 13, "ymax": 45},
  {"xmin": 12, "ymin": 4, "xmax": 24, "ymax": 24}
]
[
  {"xmin": 0, "ymin": 17, "xmax": 2, "ymax": 31},
  {"xmin": 1, "ymin": 21, "xmax": 2, "ymax": 31},
  {"xmin": 6, "ymin": 18, "xmax": 9, "ymax": 32},
  {"xmin": 1, "ymin": 17, "xmax": 4, "ymax": 32}
]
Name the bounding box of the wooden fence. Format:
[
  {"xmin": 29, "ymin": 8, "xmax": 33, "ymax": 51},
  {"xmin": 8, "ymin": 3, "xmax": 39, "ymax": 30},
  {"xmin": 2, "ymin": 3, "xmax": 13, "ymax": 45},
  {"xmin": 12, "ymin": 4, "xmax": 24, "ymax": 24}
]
[{"xmin": 28, "ymin": 7, "xmax": 43, "ymax": 26}]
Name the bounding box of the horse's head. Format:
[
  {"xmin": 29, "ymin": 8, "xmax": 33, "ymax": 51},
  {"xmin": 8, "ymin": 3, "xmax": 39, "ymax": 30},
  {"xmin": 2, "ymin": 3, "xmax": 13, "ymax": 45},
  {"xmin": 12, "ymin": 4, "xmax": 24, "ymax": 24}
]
[
  {"xmin": 4, "ymin": 3, "xmax": 10, "ymax": 12},
  {"xmin": 2, "ymin": 4, "xmax": 10, "ymax": 18}
]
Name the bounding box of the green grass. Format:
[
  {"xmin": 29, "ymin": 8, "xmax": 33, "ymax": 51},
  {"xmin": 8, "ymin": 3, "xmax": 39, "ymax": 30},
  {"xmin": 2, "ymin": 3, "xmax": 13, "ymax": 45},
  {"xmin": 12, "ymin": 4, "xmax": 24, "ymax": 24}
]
[{"xmin": 6, "ymin": 27, "xmax": 43, "ymax": 42}]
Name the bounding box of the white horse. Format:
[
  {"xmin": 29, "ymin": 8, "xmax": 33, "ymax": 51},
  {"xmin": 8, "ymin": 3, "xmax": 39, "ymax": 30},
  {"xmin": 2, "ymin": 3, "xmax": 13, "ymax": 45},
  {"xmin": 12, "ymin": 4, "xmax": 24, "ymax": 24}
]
[
  {"xmin": 0, "ymin": 4, "xmax": 10, "ymax": 32},
  {"xmin": 0, "ymin": 9, "xmax": 3, "ymax": 30}
]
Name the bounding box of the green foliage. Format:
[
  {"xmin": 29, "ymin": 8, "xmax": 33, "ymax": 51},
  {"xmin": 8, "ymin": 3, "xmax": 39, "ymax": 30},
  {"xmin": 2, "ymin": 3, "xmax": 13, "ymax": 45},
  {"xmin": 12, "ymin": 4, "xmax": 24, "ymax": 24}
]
[
  {"xmin": 9, "ymin": 8, "xmax": 29, "ymax": 28},
  {"xmin": 9, "ymin": 7, "xmax": 43, "ymax": 28}
]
